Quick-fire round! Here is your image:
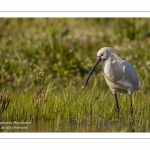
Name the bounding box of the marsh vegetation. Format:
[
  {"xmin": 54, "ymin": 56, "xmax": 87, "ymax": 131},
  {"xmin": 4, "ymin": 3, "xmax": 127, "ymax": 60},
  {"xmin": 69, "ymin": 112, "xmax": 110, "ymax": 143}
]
[{"xmin": 0, "ymin": 18, "xmax": 150, "ymax": 132}]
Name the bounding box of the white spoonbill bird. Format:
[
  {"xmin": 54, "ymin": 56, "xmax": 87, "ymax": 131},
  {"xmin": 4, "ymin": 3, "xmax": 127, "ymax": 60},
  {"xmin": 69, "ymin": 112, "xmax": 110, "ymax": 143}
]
[{"xmin": 81, "ymin": 47, "xmax": 139, "ymax": 115}]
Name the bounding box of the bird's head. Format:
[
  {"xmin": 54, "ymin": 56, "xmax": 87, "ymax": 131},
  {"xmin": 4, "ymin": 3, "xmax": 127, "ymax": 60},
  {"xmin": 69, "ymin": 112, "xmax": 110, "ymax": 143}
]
[{"xmin": 97, "ymin": 47, "xmax": 113, "ymax": 61}]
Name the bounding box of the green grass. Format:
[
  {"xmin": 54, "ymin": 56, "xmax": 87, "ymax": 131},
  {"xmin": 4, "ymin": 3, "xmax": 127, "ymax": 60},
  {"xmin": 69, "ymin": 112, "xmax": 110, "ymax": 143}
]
[
  {"xmin": 1, "ymin": 80, "xmax": 150, "ymax": 132},
  {"xmin": 0, "ymin": 18, "xmax": 150, "ymax": 132},
  {"xmin": 1, "ymin": 77, "xmax": 150, "ymax": 132}
]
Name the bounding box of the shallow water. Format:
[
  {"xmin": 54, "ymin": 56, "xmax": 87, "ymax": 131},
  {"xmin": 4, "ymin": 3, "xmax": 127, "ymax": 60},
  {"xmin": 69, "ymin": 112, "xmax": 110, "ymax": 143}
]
[{"xmin": 0, "ymin": 119, "xmax": 139, "ymax": 132}]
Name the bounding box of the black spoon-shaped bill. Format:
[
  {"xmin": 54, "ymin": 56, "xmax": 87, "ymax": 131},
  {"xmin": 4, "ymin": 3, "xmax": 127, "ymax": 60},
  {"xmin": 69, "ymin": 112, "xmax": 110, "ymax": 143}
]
[{"xmin": 81, "ymin": 57, "xmax": 101, "ymax": 90}]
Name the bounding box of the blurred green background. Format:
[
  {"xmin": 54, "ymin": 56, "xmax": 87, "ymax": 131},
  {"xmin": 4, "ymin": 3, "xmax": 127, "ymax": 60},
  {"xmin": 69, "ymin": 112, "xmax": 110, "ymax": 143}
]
[{"xmin": 0, "ymin": 18, "xmax": 150, "ymax": 92}]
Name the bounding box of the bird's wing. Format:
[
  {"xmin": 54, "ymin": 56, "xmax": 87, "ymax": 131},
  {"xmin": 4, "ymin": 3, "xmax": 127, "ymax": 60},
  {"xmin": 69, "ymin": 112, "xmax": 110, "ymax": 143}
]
[{"xmin": 122, "ymin": 61, "xmax": 139, "ymax": 90}]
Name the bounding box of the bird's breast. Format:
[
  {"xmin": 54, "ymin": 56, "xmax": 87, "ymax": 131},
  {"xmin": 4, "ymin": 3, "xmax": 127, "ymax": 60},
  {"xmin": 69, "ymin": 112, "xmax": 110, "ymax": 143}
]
[{"xmin": 103, "ymin": 62, "xmax": 123, "ymax": 82}]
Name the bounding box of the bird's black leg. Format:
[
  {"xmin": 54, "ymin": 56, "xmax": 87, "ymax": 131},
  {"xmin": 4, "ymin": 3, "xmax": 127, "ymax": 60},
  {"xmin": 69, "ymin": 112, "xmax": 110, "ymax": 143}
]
[
  {"xmin": 130, "ymin": 95, "xmax": 133, "ymax": 116},
  {"xmin": 114, "ymin": 93, "xmax": 120, "ymax": 114}
]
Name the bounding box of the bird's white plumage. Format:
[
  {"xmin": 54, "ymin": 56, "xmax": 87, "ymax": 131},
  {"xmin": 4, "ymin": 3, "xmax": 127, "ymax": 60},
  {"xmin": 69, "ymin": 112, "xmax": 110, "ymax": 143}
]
[
  {"xmin": 97, "ymin": 47, "xmax": 139, "ymax": 95},
  {"xmin": 81, "ymin": 47, "xmax": 139, "ymax": 114}
]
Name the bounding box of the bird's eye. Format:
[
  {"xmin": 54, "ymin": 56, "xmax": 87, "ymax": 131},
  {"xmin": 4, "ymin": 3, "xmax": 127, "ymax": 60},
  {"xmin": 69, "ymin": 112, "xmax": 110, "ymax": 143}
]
[{"xmin": 101, "ymin": 54, "xmax": 103, "ymax": 56}]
